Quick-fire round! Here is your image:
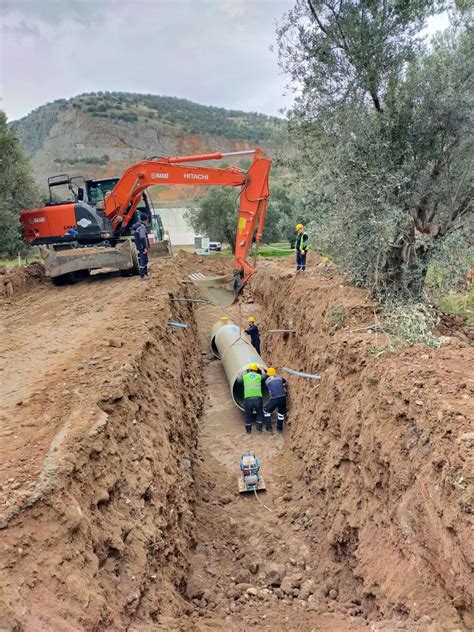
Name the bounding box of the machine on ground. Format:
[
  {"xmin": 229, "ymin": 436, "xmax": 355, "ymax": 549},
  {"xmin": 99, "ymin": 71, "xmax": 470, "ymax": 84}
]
[
  {"xmin": 20, "ymin": 149, "xmax": 271, "ymax": 306},
  {"xmin": 238, "ymin": 451, "xmax": 266, "ymax": 493}
]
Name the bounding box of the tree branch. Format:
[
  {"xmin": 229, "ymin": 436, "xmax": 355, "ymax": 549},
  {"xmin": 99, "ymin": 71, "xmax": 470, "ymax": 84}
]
[
  {"xmin": 307, "ymin": 0, "xmax": 329, "ymax": 35},
  {"xmin": 323, "ymin": 0, "xmax": 350, "ymax": 51}
]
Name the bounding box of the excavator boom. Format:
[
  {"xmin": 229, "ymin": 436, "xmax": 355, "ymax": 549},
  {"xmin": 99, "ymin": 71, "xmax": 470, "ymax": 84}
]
[
  {"xmin": 20, "ymin": 148, "xmax": 271, "ymax": 306},
  {"xmin": 103, "ymin": 149, "xmax": 271, "ymax": 305}
]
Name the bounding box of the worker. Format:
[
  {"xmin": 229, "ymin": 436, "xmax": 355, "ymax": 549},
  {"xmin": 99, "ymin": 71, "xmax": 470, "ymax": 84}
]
[
  {"xmin": 295, "ymin": 223, "xmax": 309, "ymax": 272},
  {"xmin": 131, "ymin": 213, "xmax": 150, "ymax": 280},
  {"xmin": 263, "ymin": 367, "xmax": 288, "ymax": 432},
  {"xmin": 236, "ymin": 363, "xmax": 265, "ymax": 433},
  {"xmin": 245, "ymin": 316, "xmax": 261, "ymax": 354}
]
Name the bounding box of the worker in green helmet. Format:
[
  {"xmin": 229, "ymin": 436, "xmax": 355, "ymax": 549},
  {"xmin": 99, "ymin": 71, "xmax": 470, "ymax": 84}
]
[{"xmin": 236, "ymin": 363, "xmax": 265, "ymax": 433}]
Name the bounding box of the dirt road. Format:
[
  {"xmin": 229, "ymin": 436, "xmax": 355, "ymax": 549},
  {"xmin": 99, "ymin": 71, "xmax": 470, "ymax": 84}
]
[{"xmin": 0, "ymin": 270, "xmax": 173, "ymax": 506}]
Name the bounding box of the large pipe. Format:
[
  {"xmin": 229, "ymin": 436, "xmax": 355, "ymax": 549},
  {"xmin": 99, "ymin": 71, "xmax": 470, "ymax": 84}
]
[{"xmin": 210, "ymin": 317, "xmax": 269, "ymax": 411}]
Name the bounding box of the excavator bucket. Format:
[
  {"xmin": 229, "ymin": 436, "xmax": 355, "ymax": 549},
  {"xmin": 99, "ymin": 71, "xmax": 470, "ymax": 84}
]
[
  {"xmin": 188, "ymin": 272, "xmax": 241, "ymax": 307},
  {"xmin": 148, "ymin": 238, "xmax": 172, "ymax": 258}
]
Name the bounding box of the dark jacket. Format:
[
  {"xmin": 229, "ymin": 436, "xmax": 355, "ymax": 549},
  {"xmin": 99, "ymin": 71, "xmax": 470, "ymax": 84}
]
[
  {"xmin": 131, "ymin": 221, "xmax": 149, "ymax": 251},
  {"xmin": 245, "ymin": 323, "xmax": 260, "ymax": 348},
  {"xmin": 295, "ymin": 231, "xmax": 309, "ymax": 253},
  {"xmin": 265, "ymin": 375, "xmax": 287, "ymax": 399}
]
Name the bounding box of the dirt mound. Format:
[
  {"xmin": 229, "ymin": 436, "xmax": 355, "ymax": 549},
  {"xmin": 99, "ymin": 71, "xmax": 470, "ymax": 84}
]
[
  {"xmin": 0, "ymin": 253, "xmax": 220, "ymax": 630},
  {"xmin": 438, "ymin": 312, "xmax": 474, "ymax": 343},
  {"xmin": 0, "ymin": 263, "xmax": 45, "ymax": 298}
]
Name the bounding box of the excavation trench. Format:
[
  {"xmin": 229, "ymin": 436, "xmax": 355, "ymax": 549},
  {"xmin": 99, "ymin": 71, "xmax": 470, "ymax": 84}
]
[
  {"xmin": 1, "ymin": 255, "xmax": 472, "ymax": 632},
  {"xmin": 178, "ymin": 262, "xmax": 473, "ymax": 631}
]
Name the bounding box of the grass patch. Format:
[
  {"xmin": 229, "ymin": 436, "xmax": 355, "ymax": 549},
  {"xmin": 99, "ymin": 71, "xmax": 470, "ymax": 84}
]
[
  {"xmin": 0, "ymin": 256, "xmax": 41, "ymax": 267},
  {"xmin": 214, "ymin": 243, "xmax": 293, "ymax": 258},
  {"xmin": 328, "ymin": 305, "xmax": 347, "ymax": 328},
  {"xmin": 437, "ymin": 288, "xmax": 474, "ymax": 326},
  {"xmin": 254, "ymin": 245, "xmax": 293, "ymax": 257}
]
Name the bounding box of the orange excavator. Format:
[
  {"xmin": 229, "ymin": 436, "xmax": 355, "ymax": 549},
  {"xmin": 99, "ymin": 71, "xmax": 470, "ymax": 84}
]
[{"xmin": 20, "ymin": 149, "xmax": 271, "ymax": 306}]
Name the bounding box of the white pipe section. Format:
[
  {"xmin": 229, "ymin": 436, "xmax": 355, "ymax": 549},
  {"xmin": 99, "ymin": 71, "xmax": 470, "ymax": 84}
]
[{"xmin": 210, "ymin": 317, "xmax": 269, "ymax": 411}]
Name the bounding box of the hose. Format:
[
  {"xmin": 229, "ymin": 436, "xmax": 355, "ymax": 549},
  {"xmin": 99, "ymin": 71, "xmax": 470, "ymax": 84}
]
[
  {"xmin": 282, "ymin": 367, "xmax": 321, "ymax": 379},
  {"xmin": 253, "ymin": 488, "xmax": 273, "ymax": 512}
]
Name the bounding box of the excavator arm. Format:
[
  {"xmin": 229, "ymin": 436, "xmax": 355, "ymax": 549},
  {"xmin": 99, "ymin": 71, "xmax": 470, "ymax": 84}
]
[{"xmin": 103, "ymin": 149, "xmax": 271, "ymax": 304}]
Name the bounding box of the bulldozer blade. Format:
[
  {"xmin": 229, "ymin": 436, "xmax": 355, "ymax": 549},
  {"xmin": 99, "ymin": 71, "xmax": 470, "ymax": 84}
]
[
  {"xmin": 188, "ymin": 272, "xmax": 239, "ymax": 307},
  {"xmin": 148, "ymin": 239, "xmax": 172, "ymax": 258}
]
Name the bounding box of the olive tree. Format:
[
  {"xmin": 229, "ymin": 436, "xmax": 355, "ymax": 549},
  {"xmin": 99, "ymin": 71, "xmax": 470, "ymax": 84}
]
[
  {"xmin": 0, "ymin": 111, "xmax": 39, "ymax": 257},
  {"xmin": 278, "ymin": 1, "xmax": 473, "ymax": 298}
]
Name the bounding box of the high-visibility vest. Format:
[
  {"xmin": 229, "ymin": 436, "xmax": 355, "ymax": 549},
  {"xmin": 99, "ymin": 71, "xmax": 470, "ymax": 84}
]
[
  {"xmin": 297, "ymin": 231, "xmax": 308, "ymax": 252},
  {"xmin": 242, "ymin": 371, "xmax": 263, "ymax": 398}
]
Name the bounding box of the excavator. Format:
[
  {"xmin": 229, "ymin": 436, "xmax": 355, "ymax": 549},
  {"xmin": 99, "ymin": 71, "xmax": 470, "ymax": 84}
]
[{"xmin": 20, "ymin": 149, "xmax": 271, "ymax": 306}]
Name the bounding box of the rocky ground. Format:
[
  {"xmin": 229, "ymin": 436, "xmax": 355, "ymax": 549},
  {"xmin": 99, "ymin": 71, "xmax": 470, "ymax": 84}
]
[{"xmin": 0, "ymin": 253, "xmax": 472, "ymax": 631}]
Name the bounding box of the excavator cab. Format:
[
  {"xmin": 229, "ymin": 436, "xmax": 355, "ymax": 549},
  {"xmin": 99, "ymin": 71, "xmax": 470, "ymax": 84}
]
[{"xmin": 86, "ymin": 177, "xmax": 172, "ymax": 257}]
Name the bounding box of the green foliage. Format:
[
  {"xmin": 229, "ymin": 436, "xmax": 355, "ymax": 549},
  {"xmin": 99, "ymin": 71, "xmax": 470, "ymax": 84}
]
[
  {"xmin": 263, "ymin": 182, "xmax": 310, "ymax": 245},
  {"xmin": 278, "ymin": 3, "xmax": 473, "ymax": 300},
  {"xmin": 426, "ymin": 233, "xmax": 474, "ymax": 298},
  {"xmin": 253, "ymin": 245, "xmax": 293, "ymax": 257},
  {"xmin": 185, "ymin": 188, "xmax": 238, "ymax": 252},
  {"xmin": 383, "ymin": 302, "xmax": 441, "ymax": 348},
  {"xmin": 437, "ymin": 289, "xmax": 474, "ymax": 326},
  {"xmin": 68, "ymin": 92, "xmax": 285, "ymax": 142},
  {"xmin": 278, "ymin": 0, "xmax": 439, "ymax": 114},
  {"xmin": 327, "ymin": 305, "xmax": 347, "ymax": 328},
  {"xmin": 0, "ymin": 111, "xmax": 39, "ymax": 257},
  {"xmin": 185, "ymin": 179, "xmax": 309, "ymax": 251},
  {"xmin": 54, "ymin": 154, "xmax": 110, "ymax": 166}
]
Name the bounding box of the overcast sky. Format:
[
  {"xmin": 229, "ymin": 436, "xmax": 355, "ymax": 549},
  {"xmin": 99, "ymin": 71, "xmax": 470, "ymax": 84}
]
[
  {"xmin": 0, "ymin": 0, "xmax": 450, "ymax": 122},
  {"xmin": 0, "ymin": 0, "xmax": 295, "ymax": 121}
]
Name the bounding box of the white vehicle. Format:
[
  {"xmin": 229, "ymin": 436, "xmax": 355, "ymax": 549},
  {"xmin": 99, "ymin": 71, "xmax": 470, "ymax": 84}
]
[{"xmin": 209, "ymin": 241, "xmax": 222, "ymax": 251}]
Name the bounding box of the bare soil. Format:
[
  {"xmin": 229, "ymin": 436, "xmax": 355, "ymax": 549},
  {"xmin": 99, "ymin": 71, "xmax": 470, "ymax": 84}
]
[{"xmin": 0, "ymin": 254, "xmax": 472, "ymax": 631}]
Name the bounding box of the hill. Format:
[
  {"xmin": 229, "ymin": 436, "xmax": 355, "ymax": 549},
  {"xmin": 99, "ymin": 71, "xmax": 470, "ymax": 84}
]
[{"xmin": 10, "ymin": 93, "xmax": 287, "ymax": 203}]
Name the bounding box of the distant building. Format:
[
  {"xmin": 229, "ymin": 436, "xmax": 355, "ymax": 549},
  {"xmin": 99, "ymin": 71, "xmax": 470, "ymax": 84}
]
[{"xmin": 157, "ymin": 208, "xmax": 194, "ymax": 245}]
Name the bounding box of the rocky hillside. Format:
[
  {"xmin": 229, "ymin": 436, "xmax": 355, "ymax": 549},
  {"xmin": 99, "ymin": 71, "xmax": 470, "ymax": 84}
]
[{"xmin": 11, "ymin": 93, "xmax": 286, "ymax": 203}]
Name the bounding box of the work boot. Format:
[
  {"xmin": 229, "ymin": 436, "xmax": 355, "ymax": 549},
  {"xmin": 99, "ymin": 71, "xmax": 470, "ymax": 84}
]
[
  {"xmin": 263, "ymin": 411, "xmax": 272, "ymax": 430},
  {"xmin": 256, "ymin": 422, "xmax": 263, "ymax": 432},
  {"xmin": 277, "ymin": 414, "xmax": 285, "ymax": 432},
  {"xmin": 245, "ymin": 425, "xmax": 252, "ymax": 434}
]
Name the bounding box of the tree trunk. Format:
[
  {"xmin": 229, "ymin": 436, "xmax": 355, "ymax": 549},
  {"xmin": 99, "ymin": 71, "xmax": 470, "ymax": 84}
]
[
  {"xmin": 381, "ymin": 222, "xmax": 429, "ymax": 299},
  {"xmin": 225, "ymin": 230, "xmax": 236, "ymax": 254}
]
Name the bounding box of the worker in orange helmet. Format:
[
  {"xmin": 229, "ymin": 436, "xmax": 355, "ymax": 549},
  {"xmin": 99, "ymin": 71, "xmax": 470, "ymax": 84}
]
[
  {"xmin": 244, "ymin": 316, "xmax": 261, "ymax": 354},
  {"xmin": 295, "ymin": 223, "xmax": 309, "ymax": 272},
  {"xmin": 263, "ymin": 367, "xmax": 288, "ymax": 432}
]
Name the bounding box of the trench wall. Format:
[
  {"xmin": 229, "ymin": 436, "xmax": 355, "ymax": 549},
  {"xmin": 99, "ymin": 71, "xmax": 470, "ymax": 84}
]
[
  {"xmin": 0, "ymin": 285, "xmax": 204, "ymax": 631},
  {"xmin": 252, "ymin": 267, "xmax": 473, "ymax": 629}
]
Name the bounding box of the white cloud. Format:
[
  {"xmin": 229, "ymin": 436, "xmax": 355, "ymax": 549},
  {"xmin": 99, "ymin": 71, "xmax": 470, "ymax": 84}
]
[{"xmin": 0, "ymin": 0, "xmax": 294, "ymax": 120}]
